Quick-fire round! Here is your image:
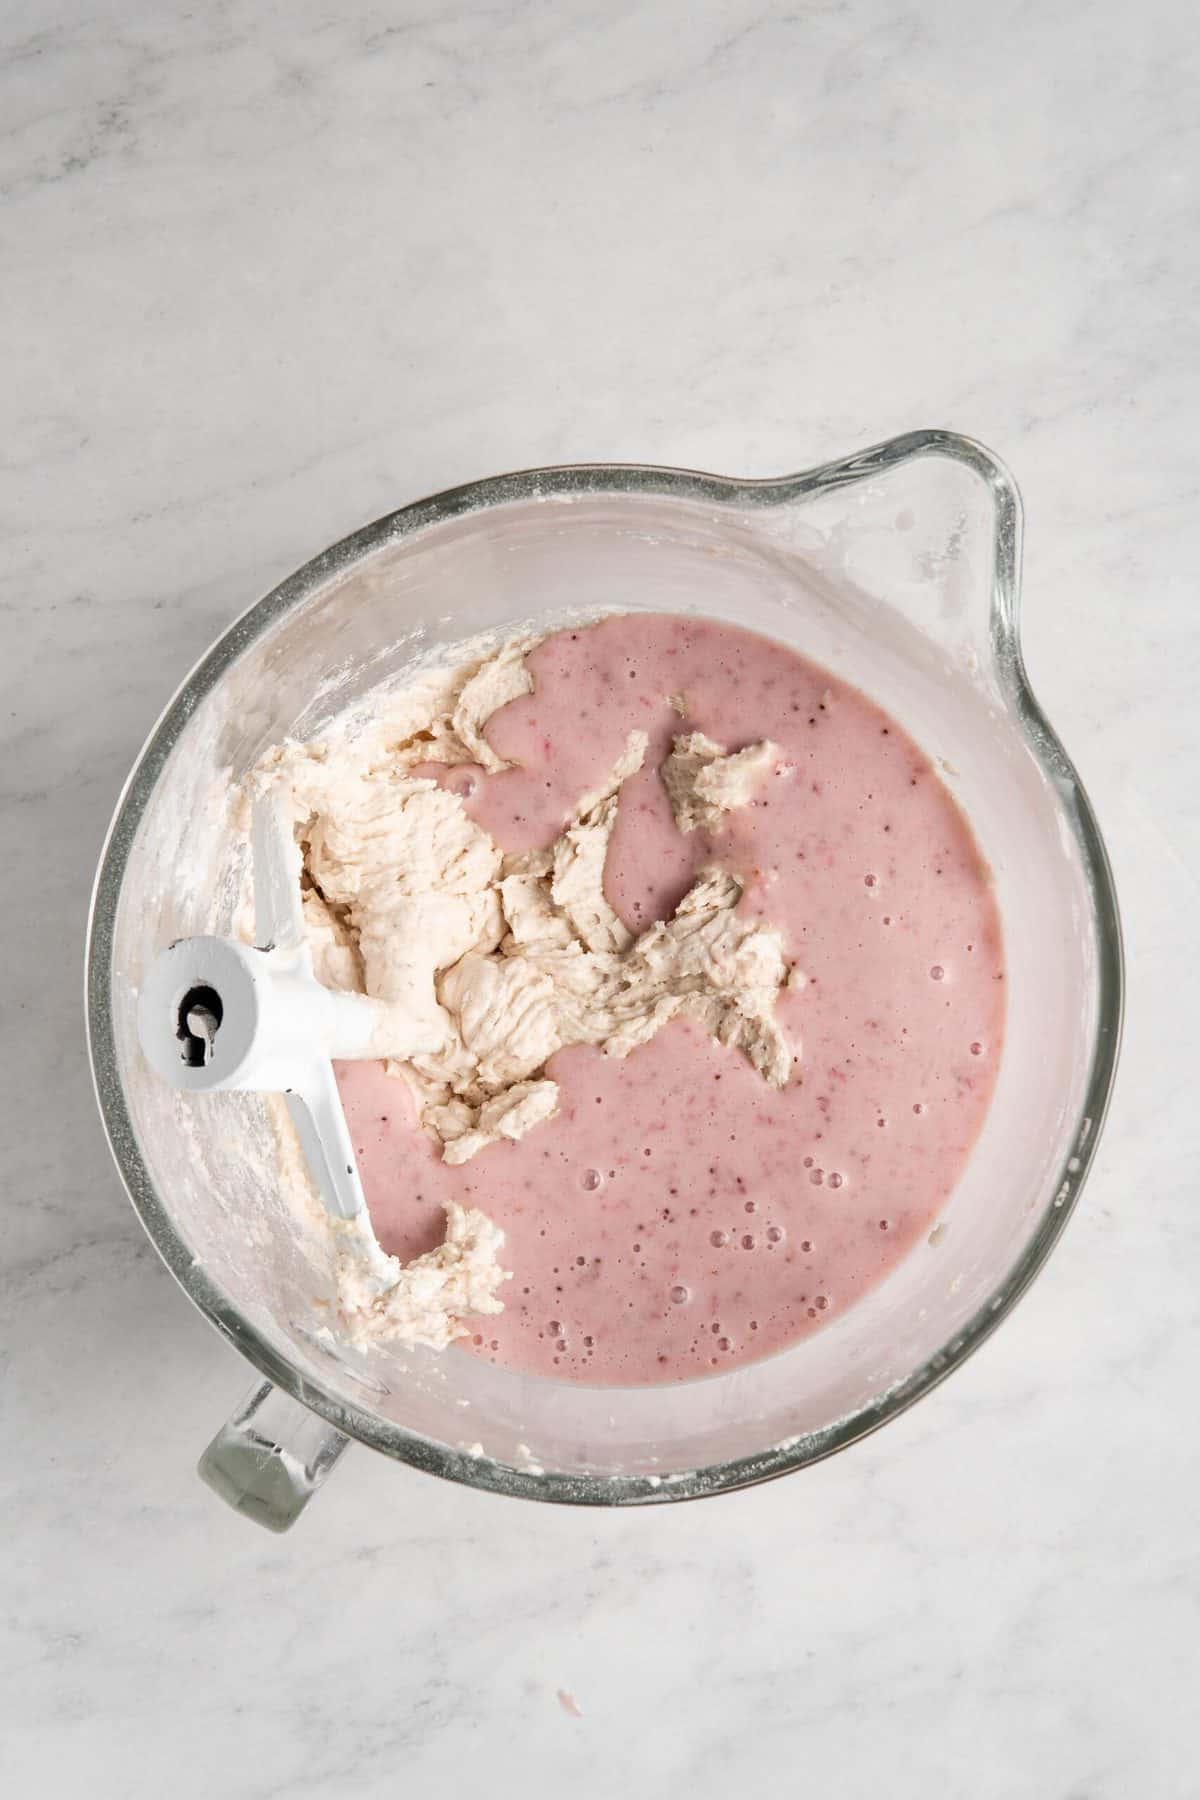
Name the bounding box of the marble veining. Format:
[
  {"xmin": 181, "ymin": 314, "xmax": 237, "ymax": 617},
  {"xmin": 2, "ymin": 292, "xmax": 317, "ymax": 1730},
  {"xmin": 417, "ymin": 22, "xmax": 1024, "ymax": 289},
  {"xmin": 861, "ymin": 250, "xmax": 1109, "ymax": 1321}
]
[{"xmin": 2, "ymin": 2, "xmax": 1197, "ymax": 1795}]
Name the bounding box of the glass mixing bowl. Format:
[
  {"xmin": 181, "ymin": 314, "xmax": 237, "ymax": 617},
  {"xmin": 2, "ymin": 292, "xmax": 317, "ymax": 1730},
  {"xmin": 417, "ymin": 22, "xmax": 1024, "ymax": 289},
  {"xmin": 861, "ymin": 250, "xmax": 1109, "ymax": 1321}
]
[{"xmin": 86, "ymin": 430, "xmax": 1122, "ymax": 1530}]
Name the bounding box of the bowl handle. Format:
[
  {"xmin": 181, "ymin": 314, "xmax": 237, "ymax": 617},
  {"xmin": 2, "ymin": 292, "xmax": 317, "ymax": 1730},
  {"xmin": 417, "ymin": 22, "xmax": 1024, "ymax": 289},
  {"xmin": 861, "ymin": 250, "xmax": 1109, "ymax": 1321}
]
[{"xmin": 197, "ymin": 1380, "xmax": 349, "ymax": 1532}]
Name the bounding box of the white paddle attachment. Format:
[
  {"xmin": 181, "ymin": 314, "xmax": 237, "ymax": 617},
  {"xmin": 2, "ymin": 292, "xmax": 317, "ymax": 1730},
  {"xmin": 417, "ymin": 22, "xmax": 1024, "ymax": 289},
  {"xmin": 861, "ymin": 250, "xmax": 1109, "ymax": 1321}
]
[{"xmin": 138, "ymin": 795, "xmax": 400, "ymax": 1225}]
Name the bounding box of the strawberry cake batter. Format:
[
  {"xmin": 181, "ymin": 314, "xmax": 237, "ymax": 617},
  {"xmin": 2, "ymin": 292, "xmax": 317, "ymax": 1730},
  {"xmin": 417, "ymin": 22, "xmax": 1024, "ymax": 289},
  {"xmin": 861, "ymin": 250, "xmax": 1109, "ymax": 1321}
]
[{"xmin": 265, "ymin": 613, "xmax": 1003, "ymax": 1384}]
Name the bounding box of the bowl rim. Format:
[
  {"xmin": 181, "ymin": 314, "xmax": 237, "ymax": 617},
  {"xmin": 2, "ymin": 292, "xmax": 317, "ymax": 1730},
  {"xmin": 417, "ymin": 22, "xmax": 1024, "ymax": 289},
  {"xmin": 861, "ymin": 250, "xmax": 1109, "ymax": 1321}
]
[{"xmin": 85, "ymin": 428, "xmax": 1124, "ymax": 1505}]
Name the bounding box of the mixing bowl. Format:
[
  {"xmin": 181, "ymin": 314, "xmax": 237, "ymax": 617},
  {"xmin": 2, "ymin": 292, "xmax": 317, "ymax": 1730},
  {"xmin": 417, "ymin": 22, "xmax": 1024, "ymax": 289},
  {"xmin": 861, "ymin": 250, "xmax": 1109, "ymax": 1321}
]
[{"xmin": 86, "ymin": 430, "xmax": 1122, "ymax": 1530}]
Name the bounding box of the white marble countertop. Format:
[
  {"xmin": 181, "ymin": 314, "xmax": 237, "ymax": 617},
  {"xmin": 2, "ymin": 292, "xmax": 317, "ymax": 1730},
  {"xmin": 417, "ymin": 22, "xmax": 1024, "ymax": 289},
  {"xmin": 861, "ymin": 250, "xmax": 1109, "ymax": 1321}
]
[{"xmin": 4, "ymin": 2, "xmax": 1197, "ymax": 1793}]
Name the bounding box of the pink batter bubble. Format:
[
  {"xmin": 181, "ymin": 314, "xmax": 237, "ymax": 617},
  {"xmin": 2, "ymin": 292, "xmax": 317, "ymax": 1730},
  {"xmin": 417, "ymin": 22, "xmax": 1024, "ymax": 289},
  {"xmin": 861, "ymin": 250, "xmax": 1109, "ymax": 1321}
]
[{"xmin": 338, "ymin": 613, "xmax": 1004, "ymax": 1385}]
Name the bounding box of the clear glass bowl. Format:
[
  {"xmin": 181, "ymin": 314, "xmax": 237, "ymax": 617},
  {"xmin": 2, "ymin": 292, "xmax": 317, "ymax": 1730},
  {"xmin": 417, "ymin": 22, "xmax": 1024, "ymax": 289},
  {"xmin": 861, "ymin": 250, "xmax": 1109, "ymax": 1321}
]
[{"xmin": 86, "ymin": 430, "xmax": 1123, "ymax": 1529}]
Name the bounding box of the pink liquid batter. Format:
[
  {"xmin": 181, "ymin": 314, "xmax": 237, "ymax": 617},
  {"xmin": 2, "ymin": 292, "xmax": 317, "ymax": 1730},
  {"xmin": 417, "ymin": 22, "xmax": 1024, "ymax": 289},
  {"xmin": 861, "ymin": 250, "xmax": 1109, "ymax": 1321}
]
[{"xmin": 337, "ymin": 613, "xmax": 1004, "ymax": 1385}]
